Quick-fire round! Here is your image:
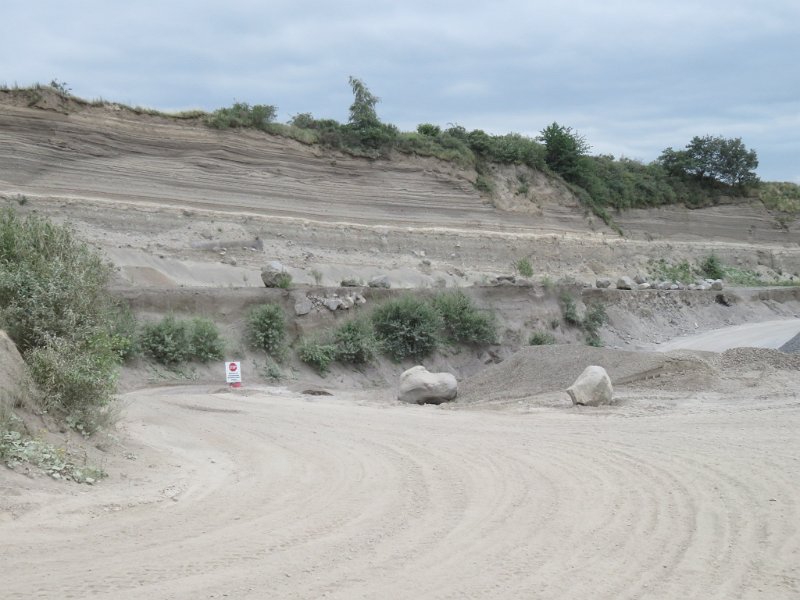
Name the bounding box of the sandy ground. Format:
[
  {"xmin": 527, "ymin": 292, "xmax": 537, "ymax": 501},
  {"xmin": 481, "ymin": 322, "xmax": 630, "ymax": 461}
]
[{"xmin": 3, "ymin": 328, "xmax": 800, "ymax": 599}]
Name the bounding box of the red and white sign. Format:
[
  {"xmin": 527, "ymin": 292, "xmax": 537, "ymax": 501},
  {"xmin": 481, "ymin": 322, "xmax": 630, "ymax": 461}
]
[{"xmin": 225, "ymin": 361, "xmax": 242, "ymax": 384}]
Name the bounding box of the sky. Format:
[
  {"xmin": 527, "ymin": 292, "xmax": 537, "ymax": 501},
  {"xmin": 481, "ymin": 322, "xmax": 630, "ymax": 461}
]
[{"xmin": 2, "ymin": 0, "xmax": 798, "ymax": 182}]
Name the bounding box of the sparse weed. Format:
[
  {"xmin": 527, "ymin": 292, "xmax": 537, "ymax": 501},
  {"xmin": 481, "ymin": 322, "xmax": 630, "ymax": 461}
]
[
  {"xmin": 529, "ymin": 331, "xmax": 556, "ymax": 345},
  {"xmin": 514, "ymin": 257, "xmax": 534, "ymax": 278}
]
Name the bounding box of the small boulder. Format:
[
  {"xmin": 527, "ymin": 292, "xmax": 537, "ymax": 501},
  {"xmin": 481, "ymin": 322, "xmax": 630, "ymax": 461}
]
[
  {"xmin": 368, "ymin": 275, "xmax": 391, "ymax": 289},
  {"xmin": 633, "ymin": 274, "xmax": 648, "ymax": 285},
  {"xmin": 294, "ymin": 296, "xmax": 314, "ymax": 316},
  {"xmin": 711, "ymin": 280, "xmax": 724, "ymax": 290},
  {"xmin": 637, "ymin": 282, "xmax": 651, "ymax": 290},
  {"xmin": 340, "ymin": 278, "xmax": 361, "ymax": 287},
  {"xmin": 261, "ymin": 261, "xmax": 288, "ymax": 288},
  {"xmin": 398, "ymin": 366, "xmax": 458, "ymax": 405},
  {"xmin": 566, "ymin": 366, "xmax": 613, "ymax": 407},
  {"xmin": 595, "ymin": 278, "xmax": 612, "ymax": 289},
  {"xmin": 616, "ymin": 276, "xmax": 635, "ymax": 290},
  {"xmin": 323, "ymin": 297, "xmax": 343, "ymax": 311}
]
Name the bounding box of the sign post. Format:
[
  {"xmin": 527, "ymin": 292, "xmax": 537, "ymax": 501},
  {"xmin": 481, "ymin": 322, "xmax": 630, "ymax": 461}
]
[{"xmin": 225, "ymin": 361, "xmax": 242, "ymax": 388}]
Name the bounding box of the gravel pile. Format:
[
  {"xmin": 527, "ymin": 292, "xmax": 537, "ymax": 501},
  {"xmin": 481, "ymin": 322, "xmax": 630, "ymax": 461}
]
[
  {"xmin": 779, "ymin": 332, "xmax": 800, "ymax": 354},
  {"xmin": 719, "ymin": 346, "xmax": 800, "ymax": 369}
]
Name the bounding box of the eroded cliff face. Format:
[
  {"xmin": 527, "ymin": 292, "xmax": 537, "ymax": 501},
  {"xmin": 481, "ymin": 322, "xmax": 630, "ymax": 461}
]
[{"xmin": 1, "ymin": 87, "xmax": 798, "ymax": 288}]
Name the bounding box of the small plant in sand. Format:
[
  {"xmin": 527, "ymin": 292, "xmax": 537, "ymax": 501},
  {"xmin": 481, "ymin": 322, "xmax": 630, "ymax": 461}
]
[
  {"xmin": 529, "ymin": 331, "xmax": 556, "ymax": 345},
  {"xmin": 514, "ymin": 257, "xmax": 534, "ymax": 278}
]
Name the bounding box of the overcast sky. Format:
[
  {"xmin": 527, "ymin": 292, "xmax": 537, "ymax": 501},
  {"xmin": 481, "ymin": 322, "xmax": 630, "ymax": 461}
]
[{"xmin": 2, "ymin": 0, "xmax": 798, "ymax": 182}]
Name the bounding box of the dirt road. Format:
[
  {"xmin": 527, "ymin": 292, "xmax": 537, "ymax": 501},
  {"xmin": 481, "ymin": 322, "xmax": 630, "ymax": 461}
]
[
  {"xmin": 655, "ymin": 318, "xmax": 800, "ymax": 352},
  {"xmin": 2, "ymin": 384, "xmax": 799, "ymax": 599}
]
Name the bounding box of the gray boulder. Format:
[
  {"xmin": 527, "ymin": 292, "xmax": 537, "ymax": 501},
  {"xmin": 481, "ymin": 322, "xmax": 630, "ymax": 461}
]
[
  {"xmin": 711, "ymin": 280, "xmax": 724, "ymax": 290},
  {"xmin": 368, "ymin": 275, "xmax": 391, "ymax": 289},
  {"xmin": 634, "ymin": 274, "xmax": 648, "ymax": 285},
  {"xmin": 294, "ymin": 296, "xmax": 314, "ymax": 316},
  {"xmin": 398, "ymin": 366, "xmax": 458, "ymax": 405},
  {"xmin": 616, "ymin": 276, "xmax": 635, "ymax": 290},
  {"xmin": 566, "ymin": 366, "xmax": 613, "ymax": 407},
  {"xmin": 637, "ymin": 282, "xmax": 652, "ymax": 290},
  {"xmin": 595, "ymin": 278, "xmax": 612, "ymax": 289},
  {"xmin": 261, "ymin": 261, "xmax": 288, "ymax": 288},
  {"xmin": 323, "ymin": 297, "xmax": 343, "ymax": 311}
]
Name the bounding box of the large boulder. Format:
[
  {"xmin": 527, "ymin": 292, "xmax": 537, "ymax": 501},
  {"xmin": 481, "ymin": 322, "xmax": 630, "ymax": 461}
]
[
  {"xmin": 398, "ymin": 366, "xmax": 458, "ymax": 405},
  {"xmin": 566, "ymin": 365, "xmax": 613, "ymax": 407},
  {"xmin": 261, "ymin": 261, "xmax": 289, "ymax": 288}
]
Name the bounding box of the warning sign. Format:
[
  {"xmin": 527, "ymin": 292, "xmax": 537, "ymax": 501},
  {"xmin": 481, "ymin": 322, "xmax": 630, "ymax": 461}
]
[{"xmin": 225, "ymin": 361, "xmax": 242, "ymax": 384}]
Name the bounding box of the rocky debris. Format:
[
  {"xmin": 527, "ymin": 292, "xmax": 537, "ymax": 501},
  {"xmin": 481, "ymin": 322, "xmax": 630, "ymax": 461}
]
[
  {"xmin": 616, "ymin": 276, "xmax": 635, "ymax": 290},
  {"xmin": 566, "ymin": 365, "xmax": 614, "ymax": 406},
  {"xmin": 368, "ymin": 275, "xmax": 391, "ymax": 289},
  {"xmin": 340, "ymin": 278, "xmax": 362, "ymax": 287},
  {"xmin": 398, "ymin": 366, "xmax": 458, "ymax": 405},
  {"xmin": 294, "ymin": 292, "xmax": 368, "ymax": 315},
  {"xmin": 599, "ymin": 275, "xmax": 723, "ymax": 292},
  {"xmin": 261, "ymin": 261, "xmax": 288, "ymax": 288}
]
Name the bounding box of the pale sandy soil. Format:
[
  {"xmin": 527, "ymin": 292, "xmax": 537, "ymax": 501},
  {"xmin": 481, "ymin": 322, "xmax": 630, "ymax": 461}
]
[{"xmin": 2, "ymin": 343, "xmax": 800, "ymax": 599}]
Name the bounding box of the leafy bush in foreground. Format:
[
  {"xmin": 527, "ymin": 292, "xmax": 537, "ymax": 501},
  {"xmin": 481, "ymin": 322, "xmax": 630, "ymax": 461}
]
[{"xmin": 0, "ymin": 209, "xmax": 131, "ymax": 432}]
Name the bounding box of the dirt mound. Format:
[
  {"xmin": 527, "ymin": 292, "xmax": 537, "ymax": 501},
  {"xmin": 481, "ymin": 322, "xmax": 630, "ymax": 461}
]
[
  {"xmin": 0, "ymin": 331, "xmax": 30, "ymax": 419},
  {"xmin": 458, "ymin": 345, "xmax": 718, "ymax": 405}
]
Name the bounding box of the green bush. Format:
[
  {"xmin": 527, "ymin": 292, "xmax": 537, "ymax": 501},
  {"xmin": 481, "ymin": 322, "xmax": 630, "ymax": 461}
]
[
  {"xmin": 583, "ymin": 304, "xmax": 608, "ymax": 334},
  {"xmin": 560, "ymin": 292, "xmax": 582, "ymax": 326},
  {"xmin": 0, "ymin": 210, "xmax": 115, "ymax": 352},
  {"xmin": 0, "ymin": 209, "xmax": 126, "ymax": 432},
  {"xmin": 247, "ymin": 304, "xmax": 286, "ymax": 355},
  {"xmin": 139, "ymin": 316, "xmax": 224, "ymax": 365},
  {"xmin": 432, "ymin": 291, "xmax": 496, "ymax": 344},
  {"xmin": 529, "ymin": 331, "xmax": 556, "ymax": 345},
  {"xmin": 26, "ymin": 335, "xmax": 118, "ymax": 433},
  {"xmin": 206, "ymin": 102, "xmax": 277, "ymax": 131},
  {"xmin": 139, "ymin": 316, "xmax": 191, "ymax": 365},
  {"xmin": 297, "ymin": 340, "xmax": 337, "ymax": 374},
  {"xmin": 514, "ymin": 257, "xmax": 534, "ymax": 278},
  {"xmin": 371, "ymin": 296, "xmax": 443, "ymax": 361},
  {"xmin": 333, "ymin": 318, "xmax": 375, "ymax": 364},
  {"xmin": 188, "ymin": 318, "xmax": 225, "ymax": 362},
  {"xmin": 700, "ymin": 254, "xmax": 725, "ymax": 280}
]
